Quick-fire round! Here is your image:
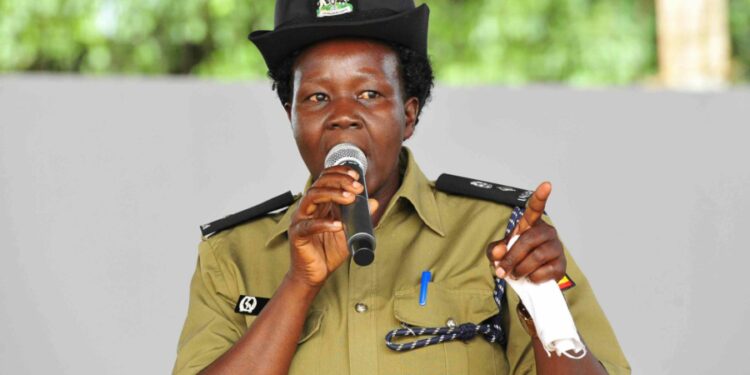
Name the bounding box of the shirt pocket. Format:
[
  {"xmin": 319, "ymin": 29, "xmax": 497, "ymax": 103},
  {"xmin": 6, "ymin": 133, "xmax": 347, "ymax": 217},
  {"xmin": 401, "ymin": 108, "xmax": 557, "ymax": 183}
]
[
  {"xmin": 242, "ymin": 309, "xmax": 323, "ymax": 342},
  {"xmin": 245, "ymin": 309, "xmax": 324, "ymax": 375},
  {"xmin": 391, "ymin": 284, "xmax": 507, "ymax": 375},
  {"xmin": 298, "ymin": 309, "xmax": 324, "ymax": 343},
  {"xmin": 289, "ymin": 309, "xmax": 325, "ymax": 374}
]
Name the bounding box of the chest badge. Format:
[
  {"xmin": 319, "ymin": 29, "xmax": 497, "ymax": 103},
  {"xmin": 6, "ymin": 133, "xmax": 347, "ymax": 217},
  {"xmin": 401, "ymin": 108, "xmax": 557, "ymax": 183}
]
[{"xmin": 316, "ymin": 0, "xmax": 353, "ymax": 18}]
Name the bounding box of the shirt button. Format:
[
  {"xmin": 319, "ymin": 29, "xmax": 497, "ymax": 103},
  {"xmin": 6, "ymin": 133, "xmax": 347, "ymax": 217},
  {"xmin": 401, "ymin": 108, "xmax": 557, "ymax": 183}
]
[
  {"xmin": 355, "ymin": 303, "xmax": 368, "ymax": 313},
  {"xmin": 446, "ymin": 318, "xmax": 457, "ymax": 328}
]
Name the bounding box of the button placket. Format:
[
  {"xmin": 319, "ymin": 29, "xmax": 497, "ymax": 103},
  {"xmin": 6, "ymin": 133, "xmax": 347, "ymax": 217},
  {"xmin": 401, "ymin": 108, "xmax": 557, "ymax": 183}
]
[{"xmin": 348, "ymin": 257, "xmax": 377, "ymax": 375}]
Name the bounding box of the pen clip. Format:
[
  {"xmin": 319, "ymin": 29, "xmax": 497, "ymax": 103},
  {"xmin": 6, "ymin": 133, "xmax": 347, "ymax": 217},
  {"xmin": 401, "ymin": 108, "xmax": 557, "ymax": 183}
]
[{"xmin": 419, "ymin": 270, "xmax": 431, "ymax": 306}]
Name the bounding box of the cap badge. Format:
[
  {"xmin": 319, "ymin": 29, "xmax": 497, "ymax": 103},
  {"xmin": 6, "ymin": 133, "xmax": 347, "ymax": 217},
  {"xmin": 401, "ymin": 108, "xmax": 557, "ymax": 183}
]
[{"xmin": 316, "ymin": 0, "xmax": 353, "ymax": 18}]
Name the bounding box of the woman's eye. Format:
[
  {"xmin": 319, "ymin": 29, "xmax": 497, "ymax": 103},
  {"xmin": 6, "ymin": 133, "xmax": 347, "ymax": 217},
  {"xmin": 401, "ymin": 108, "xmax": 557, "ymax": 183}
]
[
  {"xmin": 358, "ymin": 90, "xmax": 381, "ymax": 100},
  {"xmin": 307, "ymin": 93, "xmax": 328, "ymax": 102}
]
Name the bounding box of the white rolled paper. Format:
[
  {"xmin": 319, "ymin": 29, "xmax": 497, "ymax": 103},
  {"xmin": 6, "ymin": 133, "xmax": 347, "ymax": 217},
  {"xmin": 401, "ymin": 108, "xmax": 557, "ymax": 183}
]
[{"xmin": 505, "ymin": 234, "xmax": 586, "ymax": 358}]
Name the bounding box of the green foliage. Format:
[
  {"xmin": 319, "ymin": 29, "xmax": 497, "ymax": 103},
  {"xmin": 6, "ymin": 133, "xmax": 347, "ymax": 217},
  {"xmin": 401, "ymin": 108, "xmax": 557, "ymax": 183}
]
[
  {"xmin": 0, "ymin": 0, "xmax": 746, "ymax": 84},
  {"xmin": 0, "ymin": 0, "xmax": 274, "ymax": 77},
  {"xmin": 730, "ymin": 0, "xmax": 750, "ymax": 81},
  {"xmin": 423, "ymin": 0, "xmax": 657, "ymax": 85}
]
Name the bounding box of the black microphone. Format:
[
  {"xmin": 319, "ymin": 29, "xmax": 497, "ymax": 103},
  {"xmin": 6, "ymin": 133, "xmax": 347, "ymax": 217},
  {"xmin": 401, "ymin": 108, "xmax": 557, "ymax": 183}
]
[{"xmin": 324, "ymin": 143, "xmax": 376, "ymax": 266}]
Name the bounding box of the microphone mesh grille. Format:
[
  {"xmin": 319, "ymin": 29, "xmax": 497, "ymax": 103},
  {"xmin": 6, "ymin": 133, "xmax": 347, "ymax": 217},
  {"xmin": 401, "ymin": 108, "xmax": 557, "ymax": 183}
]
[{"xmin": 324, "ymin": 143, "xmax": 368, "ymax": 171}]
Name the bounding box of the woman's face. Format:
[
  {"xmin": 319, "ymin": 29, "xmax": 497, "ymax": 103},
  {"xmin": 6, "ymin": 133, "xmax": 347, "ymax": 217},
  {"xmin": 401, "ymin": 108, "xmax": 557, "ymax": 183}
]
[{"xmin": 286, "ymin": 38, "xmax": 419, "ymax": 196}]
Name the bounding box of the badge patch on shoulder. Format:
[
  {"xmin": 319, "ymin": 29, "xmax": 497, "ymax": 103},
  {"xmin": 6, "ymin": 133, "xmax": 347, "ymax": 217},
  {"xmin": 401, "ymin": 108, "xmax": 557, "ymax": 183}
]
[
  {"xmin": 234, "ymin": 295, "xmax": 270, "ymax": 315},
  {"xmin": 557, "ymin": 274, "xmax": 576, "ymax": 292},
  {"xmin": 316, "ymin": 0, "xmax": 353, "ymax": 17}
]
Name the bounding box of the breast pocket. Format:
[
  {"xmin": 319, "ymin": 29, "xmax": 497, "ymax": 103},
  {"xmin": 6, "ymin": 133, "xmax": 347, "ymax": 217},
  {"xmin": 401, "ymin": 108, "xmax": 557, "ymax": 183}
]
[
  {"xmin": 289, "ymin": 309, "xmax": 325, "ymax": 374},
  {"xmin": 246, "ymin": 309, "xmax": 325, "ymax": 375},
  {"xmin": 391, "ymin": 284, "xmax": 507, "ymax": 375}
]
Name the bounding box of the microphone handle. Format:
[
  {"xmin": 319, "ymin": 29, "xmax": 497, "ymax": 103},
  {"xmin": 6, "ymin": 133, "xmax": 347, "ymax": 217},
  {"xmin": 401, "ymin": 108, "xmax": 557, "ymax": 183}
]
[{"xmin": 339, "ymin": 161, "xmax": 376, "ymax": 266}]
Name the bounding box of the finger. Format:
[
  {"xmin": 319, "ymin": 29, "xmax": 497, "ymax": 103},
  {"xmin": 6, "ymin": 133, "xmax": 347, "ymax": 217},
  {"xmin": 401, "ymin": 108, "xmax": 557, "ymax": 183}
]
[
  {"xmin": 494, "ymin": 240, "xmax": 526, "ymax": 279},
  {"xmin": 485, "ymin": 241, "xmax": 499, "ymax": 261},
  {"xmin": 367, "ymin": 198, "xmax": 379, "ymax": 215},
  {"xmin": 516, "ymin": 181, "xmax": 552, "ymax": 234},
  {"xmin": 312, "ymin": 173, "xmax": 364, "ymax": 194},
  {"xmin": 497, "ymin": 225, "xmax": 554, "ymax": 279},
  {"xmin": 527, "ymin": 259, "xmax": 566, "ymax": 284},
  {"xmin": 318, "ymin": 165, "xmax": 360, "ymax": 181},
  {"xmin": 290, "ymin": 218, "xmax": 343, "ymax": 238},
  {"xmin": 323, "ymin": 230, "xmax": 353, "ymax": 268},
  {"xmin": 485, "ymin": 241, "xmax": 510, "ymax": 278},
  {"xmin": 298, "ymin": 187, "xmax": 357, "ymax": 216},
  {"xmin": 485, "ymin": 241, "xmax": 507, "ymax": 261},
  {"xmin": 510, "ymin": 240, "xmax": 562, "ymax": 279}
]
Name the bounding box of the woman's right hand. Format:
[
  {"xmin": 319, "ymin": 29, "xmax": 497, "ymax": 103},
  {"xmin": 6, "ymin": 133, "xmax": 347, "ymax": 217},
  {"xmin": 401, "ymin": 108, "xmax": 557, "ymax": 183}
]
[{"xmin": 287, "ymin": 166, "xmax": 379, "ymax": 288}]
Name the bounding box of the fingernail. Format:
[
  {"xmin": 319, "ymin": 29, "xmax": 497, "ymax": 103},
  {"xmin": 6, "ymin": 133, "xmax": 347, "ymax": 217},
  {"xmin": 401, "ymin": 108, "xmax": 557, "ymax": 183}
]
[
  {"xmin": 347, "ymin": 170, "xmax": 359, "ymax": 179},
  {"xmin": 333, "ymin": 221, "xmax": 342, "ymax": 228},
  {"xmin": 342, "ymin": 191, "xmax": 352, "ymax": 197},
  {"xmin": 495, "ymin": 267, "xmax": 506, "ymax": 278},
  {"xmin": 352, "ymin": 181, "xmax": 362, "ymax": 189},
  {"xmin": 493, "ymin": 261, "xmax": 500, "ymax": 268}
]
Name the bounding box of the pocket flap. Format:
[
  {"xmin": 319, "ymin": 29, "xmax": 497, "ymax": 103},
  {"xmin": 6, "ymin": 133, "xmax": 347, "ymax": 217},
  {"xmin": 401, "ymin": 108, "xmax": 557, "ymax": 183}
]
[
  {"xmin": 298, "ymin": 309, "xmax": 324, "ymax": 343},
  {"xmin": 394, "ymin": 284, "xmax": 499, "ymax": 327}
]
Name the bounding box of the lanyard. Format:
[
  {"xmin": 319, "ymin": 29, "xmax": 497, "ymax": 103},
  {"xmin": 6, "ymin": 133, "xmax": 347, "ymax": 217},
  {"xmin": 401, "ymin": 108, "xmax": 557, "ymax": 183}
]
[{"xmin": 385, "ymin": 207, "xmax": 524, "ymax": 351}]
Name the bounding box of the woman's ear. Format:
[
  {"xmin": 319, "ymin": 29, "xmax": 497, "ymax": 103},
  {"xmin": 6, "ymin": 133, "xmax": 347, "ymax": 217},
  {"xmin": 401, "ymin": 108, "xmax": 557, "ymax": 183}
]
[
  {"xmin": 403, "ymin": 97, "xmax": 419, "ymax": 141},
  {"xmin": 284, "ymin": 102, "xmax": 292, "ymax": 122}
]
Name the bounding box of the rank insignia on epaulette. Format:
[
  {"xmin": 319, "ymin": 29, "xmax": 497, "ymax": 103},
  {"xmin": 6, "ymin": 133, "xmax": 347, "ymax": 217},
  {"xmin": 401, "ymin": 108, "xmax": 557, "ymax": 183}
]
[
  {"xmin": 557, "ymin": 274, "xmax": 575, "ymax": 291},
  {"xmin": 436, "ymin": 174, "xmax": 534, "ymax": 207},
  {"xmin": 200, "ymin": 191, "xmax": 295, "ymax": 238}
]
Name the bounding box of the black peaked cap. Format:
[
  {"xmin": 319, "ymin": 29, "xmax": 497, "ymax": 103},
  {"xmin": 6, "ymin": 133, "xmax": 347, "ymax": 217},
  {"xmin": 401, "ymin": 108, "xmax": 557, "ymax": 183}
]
[{"xmin": 249, "ymin": 0, "xmax": 429, "ymax": 71}]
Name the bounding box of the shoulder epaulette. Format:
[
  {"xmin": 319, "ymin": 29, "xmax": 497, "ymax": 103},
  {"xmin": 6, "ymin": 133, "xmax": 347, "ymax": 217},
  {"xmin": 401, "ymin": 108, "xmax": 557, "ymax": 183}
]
[
  {"xmin": 435, "ymin": 174, "xmax": 533, "ymax": 207},
  {"xmin": 200, "ymin": 191, "xmax": 295, "ymax": 238}
]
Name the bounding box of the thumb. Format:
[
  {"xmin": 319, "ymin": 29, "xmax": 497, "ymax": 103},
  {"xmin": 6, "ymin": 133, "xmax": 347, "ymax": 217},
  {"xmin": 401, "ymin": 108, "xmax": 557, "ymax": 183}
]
[{"xmin": 367, "ymin": 198, "xmax": 379, "ymax": 215}]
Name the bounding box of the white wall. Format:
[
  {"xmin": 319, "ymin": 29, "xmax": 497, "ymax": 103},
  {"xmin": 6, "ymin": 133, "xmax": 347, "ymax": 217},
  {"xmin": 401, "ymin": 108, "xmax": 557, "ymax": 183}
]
[{"xmin": 1, "ymin": 75, "xmax": 748, "ymax": 374}]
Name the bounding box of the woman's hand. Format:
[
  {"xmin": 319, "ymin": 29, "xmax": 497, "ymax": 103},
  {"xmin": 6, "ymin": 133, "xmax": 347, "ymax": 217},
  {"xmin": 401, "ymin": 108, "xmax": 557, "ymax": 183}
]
[
  {"xmin": 486, "ymin": 182, "xmax": 566, "ymax": 283},
  {"xmin": 288, "ymin": 166, "xmax": 378, "ymax": 288}
]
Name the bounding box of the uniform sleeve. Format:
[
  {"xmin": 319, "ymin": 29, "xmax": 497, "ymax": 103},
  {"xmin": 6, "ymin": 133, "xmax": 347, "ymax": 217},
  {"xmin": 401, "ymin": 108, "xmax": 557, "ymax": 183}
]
[
  {"xmin": 172, "ymin": 239, "xmax": 247, "ymax": 375},
  {"xmin": 503, "ymin": 229, "xmax": 631, "ymax": 374}
]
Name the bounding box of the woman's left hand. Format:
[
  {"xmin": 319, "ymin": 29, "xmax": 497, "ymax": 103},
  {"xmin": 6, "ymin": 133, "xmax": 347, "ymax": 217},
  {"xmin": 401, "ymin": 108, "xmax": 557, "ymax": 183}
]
[{"xmin": 485, "ymin": 182, "xmax": 567, "ymax": 283}]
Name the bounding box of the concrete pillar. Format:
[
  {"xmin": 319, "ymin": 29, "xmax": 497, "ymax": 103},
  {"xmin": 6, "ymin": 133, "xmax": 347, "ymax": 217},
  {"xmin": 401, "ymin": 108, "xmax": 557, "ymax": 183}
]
[{"xmin": 656, "ymin": 0, "xmax": 731, "ymax": 89}]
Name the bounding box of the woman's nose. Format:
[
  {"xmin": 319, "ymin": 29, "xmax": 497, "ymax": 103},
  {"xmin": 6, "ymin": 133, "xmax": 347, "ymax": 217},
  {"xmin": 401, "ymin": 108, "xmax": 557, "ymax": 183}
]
[{"xmin": 326, "ymin": 99, "xmax": 363, "ymax": 130}]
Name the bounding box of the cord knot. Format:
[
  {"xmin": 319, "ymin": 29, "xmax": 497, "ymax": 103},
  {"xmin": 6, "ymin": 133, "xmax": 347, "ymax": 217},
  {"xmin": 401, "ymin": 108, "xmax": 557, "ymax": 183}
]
[{"xmin": 455, "ymin": 323, "xmax": 478, "ymax": 341}]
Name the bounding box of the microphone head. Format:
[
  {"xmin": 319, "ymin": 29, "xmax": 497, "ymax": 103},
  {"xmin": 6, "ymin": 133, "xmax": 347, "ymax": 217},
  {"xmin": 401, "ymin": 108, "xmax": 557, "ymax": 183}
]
[{"xmin": 324, "ymin": 143, "xmax": 368, "ymax": 172}]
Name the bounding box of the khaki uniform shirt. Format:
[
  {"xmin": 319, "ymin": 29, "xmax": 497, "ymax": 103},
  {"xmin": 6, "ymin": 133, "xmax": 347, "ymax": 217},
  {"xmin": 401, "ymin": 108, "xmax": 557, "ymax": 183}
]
[{"xmin": 174, "ymin": 148, "xmax": 630, "ymax": 375}]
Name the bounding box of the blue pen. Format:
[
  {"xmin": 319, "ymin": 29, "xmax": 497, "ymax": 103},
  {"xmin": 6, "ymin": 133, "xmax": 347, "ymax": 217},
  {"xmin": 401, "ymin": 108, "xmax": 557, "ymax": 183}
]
[{"xmin": 419, "ymin": 271, "xmax": 431, "ymax": 306}]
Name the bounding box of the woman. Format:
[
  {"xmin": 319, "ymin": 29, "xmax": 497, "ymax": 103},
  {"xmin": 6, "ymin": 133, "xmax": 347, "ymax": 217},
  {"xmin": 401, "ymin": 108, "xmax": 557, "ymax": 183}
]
[{"xmin": 174, "ymin": 1, "xmax": 630, "ymax": 374}]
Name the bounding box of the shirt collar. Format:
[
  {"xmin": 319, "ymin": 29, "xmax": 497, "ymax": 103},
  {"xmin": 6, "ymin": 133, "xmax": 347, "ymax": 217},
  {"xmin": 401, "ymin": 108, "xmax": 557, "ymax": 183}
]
[
  {"xmin": 388, "ymin": 147, "xmax": 445, "ymax": 236},
  {"xmin": 265, "ymin": 147, "xmax": 444, "ymax": 246}
]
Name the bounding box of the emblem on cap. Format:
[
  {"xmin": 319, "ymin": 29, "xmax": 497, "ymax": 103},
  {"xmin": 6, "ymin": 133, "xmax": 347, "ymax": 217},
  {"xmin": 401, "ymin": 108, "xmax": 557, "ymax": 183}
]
[{"xmin": 316, "ymin": 0, "xmax": 353, "ymax": 18}]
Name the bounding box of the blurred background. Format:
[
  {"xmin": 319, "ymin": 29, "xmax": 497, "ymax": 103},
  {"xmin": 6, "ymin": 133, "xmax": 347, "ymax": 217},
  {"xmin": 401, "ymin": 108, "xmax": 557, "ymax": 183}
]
[
  {"xmin": 1, "ymin": 0, "xmax": 749, "ymax": 88},
  {"xmin": 2, "ymin": 1, "xmax": 749, "ymax": 374}
]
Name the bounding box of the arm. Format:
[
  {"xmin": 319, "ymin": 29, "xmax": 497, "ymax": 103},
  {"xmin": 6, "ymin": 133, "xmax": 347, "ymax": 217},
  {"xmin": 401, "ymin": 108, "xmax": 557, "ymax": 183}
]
[
  {"xmin": 531, "ymin": 335, "xmax": 607, "ymax": 375},
  {"xmin": 198, "ymin": 273, "xmax": 320, "ymax": 374},
  {"xmin": 197, "ymin": 166, "xmax": 377, "ymax": 374},
  {"xmin": 487, "ymin": 182, "xmax": 616, "ymax": 374}
]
